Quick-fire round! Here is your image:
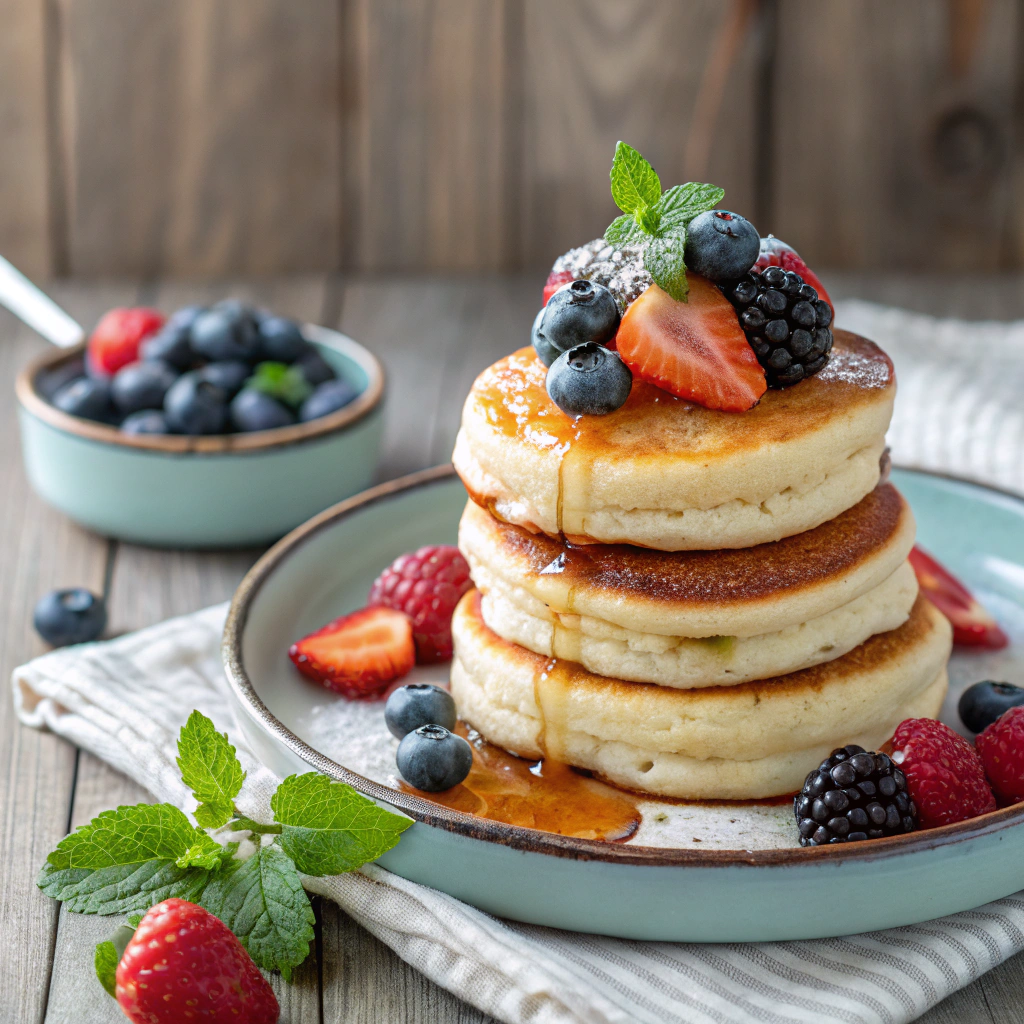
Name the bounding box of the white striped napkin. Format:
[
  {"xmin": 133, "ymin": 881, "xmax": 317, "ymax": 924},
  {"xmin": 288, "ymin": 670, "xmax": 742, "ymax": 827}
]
[{"xmin": 13, "ymin": 302, "xmax": 1024, "ymax": 1024}]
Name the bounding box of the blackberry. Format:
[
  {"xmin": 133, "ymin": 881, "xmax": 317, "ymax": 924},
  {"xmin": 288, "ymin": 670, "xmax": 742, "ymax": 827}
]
[
  {"xmin": 794, "ymin": 744, "xmax": 917, "ymax": 846},
  {"xmin": 725, "ymin": 265, "xmax": 833, "ymax": 388}
]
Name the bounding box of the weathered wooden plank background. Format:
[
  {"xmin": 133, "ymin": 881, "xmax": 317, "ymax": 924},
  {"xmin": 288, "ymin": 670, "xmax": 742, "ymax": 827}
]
[{"xmin": 3, "ymin": 0, "xmax": 1022, "ymax": 280}]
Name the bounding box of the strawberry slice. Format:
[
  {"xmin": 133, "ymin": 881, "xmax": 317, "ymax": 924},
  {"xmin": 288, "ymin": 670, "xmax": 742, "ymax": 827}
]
[
  {"xmin": 614, "ymin": 277, "xmax": 767, "ymax": 412},
  {"xmin": 289, "ymin": 606, "xmax": 415, "ymax": 699},
  {"xmin": 909, "ymin": 545, "xmax": 1008, "ymax": 649},
  {"xmin": 543, "ymin": 269, "xmax": 574, "ymax": 305},
  {"xmin": 754, "ymin": 236, "xmax": 833, "ymax": 311}
]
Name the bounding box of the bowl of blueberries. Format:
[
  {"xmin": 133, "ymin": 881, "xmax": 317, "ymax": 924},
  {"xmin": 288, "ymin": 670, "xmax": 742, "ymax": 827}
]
[{"xmin": 16, "ymin": 299, "xmax": 384, "ymax": 547}]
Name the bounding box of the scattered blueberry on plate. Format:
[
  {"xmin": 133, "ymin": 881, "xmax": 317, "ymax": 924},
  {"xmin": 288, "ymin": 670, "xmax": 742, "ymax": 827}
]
[
  {"xmin": 33, "ymin": 588, "xmax": 107, "ymax": 646},
  {"xmin": 959, "ymin": 681, "xmax": 1024, "ymax": 734},
  {"xmin": 385, "ymin": 684, "xmax": 457, "ymax": 740},
  {"xmin": 41, "ymin": 300, "xmax": 359, "ymax": 437},
  {"xmin": 396, "ymin": 724, "xmax": 473, "ymax": 792}
]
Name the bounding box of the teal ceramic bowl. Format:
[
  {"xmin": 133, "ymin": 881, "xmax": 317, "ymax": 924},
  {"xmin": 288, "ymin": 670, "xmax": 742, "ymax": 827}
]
[
  {"xmin": 223, "ymin": 466, "xmax": 1024, "ymax": 941},
  {"xmin": 16, "ymin": 324, "xmax": 384, "ymax": 548}
]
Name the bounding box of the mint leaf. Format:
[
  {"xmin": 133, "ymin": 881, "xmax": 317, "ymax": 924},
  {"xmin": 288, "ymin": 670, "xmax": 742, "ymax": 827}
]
[
  {"xmin": 655, "ymin": 182, "xmax": 725, "ymax": 233},
  {"xmin": 177, "ymin": 711, "xmax": 246, "ymax": 829},
  {"xmin": 247, "ymin": 362, "xmax": 313, "ymax": 408},
  {"xmin": 94, "ymin": 941, "xmax": 118, "ymax": 997},
  {"xmin": 271, "ymin": 773, "xmax": 412, "ymax": 876},
  {"xmin": 201, "ymin": 844, "xmax": 314, "ymax": 979},
  {"xmin": 644, "ymin": 237, "xmax": 689, "ymax": 302},
  {"xmin": 39, "ymin": 858, "xmax": 211, "ymax": 915},
  {"xmin": 38, "ymin": 803, "xmax": 226, "ymax": 914},
  {"xmin": 610, "ymin": 142, "xmax": 662, "ymax": 216},
  {"xmin": 603, "ymin": 213, "xmax": 645, "ymax": 248}
]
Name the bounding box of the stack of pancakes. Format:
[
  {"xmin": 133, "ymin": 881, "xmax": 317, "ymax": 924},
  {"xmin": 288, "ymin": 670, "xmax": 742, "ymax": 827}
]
[{"xmin": 450, "ymin": 330, "xmax": 952, "ymax": 800}]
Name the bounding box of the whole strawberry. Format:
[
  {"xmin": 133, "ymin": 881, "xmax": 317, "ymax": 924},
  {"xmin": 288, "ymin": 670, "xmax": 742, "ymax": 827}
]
[
  {"xmin": 890, "ymin": 718, "xmax": 996, "ymax": 828},
  {"xmin": 116, "ymin": 898, "xmax": 279, "ymax": 1024},
  {"xmin": 88, "ymin": 307, "xmax": 166, "ymax": 376},
  {"xmin": 369, "ymin": 545, "xmax": 472, "ymax": 663},
  {"xmin": 977, "ymin": 706, "xmax": 1024, "ymax": 804}
]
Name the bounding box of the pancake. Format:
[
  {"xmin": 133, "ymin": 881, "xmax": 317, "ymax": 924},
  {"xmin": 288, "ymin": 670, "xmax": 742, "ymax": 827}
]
[
  {"xmin": 450, "ymin": 591, "xmax": 952, "ymax": 800},
  {"xmin": 452, "ymin": 330, "xmax": 895, "ymax": 551}
]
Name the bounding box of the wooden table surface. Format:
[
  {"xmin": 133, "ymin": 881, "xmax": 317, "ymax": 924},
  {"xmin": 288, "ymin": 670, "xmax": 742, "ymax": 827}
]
[{"xmin": 4, "ymin": 272, "xmax": 1024, "ymax": 1023}]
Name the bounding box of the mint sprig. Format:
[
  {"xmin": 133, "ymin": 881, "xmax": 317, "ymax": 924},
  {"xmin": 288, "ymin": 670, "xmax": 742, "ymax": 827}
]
[
  {"xmin": 177, "ymin": 710, "xmax": 246, "ymax": 829},
  {"xmin": 603, "ymin": 141, "xmax": 725, "ymax": 301},
  {"xmin": 39, "ymin": 710, "xmax": 412, "ymax": 985},
  {"xmin": 247, "ymin": 361, "xmax": 313, "ymax": 408}
]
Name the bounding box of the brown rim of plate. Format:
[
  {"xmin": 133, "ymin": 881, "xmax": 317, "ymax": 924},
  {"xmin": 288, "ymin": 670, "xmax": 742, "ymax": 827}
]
[
  {"xmin": 14, "ymin": 324, "xmax": 385, "ymax": 455},
  {"xmin": 222, "ymin": 463, "xmax": 1024, "ymax": 867}
]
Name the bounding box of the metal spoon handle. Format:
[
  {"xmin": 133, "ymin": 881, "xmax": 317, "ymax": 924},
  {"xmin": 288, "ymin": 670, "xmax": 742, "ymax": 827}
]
[{"xmin": 0, "ymin": 255, "xmax": 84, "ymax": 348}]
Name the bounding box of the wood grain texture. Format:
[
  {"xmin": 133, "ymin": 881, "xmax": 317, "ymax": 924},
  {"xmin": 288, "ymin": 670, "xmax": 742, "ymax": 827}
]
[
  {"xmin": 321, "ymin": 903, "xmax": 497, "ymax": 1023},
  {"xmin": 0, "ymin": 0, "xmax": 53, "ymax": 276},
  {"xmin": 343, "ymin": 0, "xmax": 514, "ymax": 272},
  {"xmin": 520, "ymin": 0, "xmax": 760, "ymax": 268},
  {"xmin": 55, "ymin": 0, "xmax": 342, "ymax": 277},
  {"xmin": 0, "ymin": 283, "xmax": 138, "ymax": 1024},
  {"xmin": 772, "ymin": 0, "xmax": 1022, "ymax": 271}
]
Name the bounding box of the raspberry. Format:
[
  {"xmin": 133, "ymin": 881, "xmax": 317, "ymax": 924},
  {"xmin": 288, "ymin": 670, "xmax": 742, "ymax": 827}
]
[
  {"xmin": 368, "ymin": 545, "xmax": 472, "ymax": 663},
  {"xmin": 977, "ymin": 706, "xmax": 1024, "ymax": 803},
  {"xmin": 890, "ymin": 718, "xmax": 996, "ymax": 827}
]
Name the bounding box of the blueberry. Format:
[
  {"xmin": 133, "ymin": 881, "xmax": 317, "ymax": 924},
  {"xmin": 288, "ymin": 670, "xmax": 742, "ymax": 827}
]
[
  {"xmin": 166, "ymin": 304, "xmax": 206, "ymax": 331},
  {"xmin": 531, "ymin": 307, "xmax": 560, "ymax": 367},
  {"xmin": 190, "ymin": 308, "xmax": 261, "ymax": 363},
  {"xmin": 396, "ymin": 724, "xmax": 473, "ymax": 791},
  {"xmin": 120, "ymin": 410, "xmax": 170, "ymax": 435},
  {"xmin": 33, "ymin": 588, "xmax": 107, "ymax": 646},
  {"xmin": 684, "ymin": 210, "xmax": 760, "ymax": 281},
  {"xmin": 959, "ymin": 681, "xmax": 1024, "ymax": 733},
  {"xmin": 37, "ymin": 358, "xmax": 87, "ymax": 402},
  {"xmin": 53, "ymin": 377, "xmax": 115, "ymax": 423},
  {"xmin": 299, "ymin": 379, "xmax": 359, "ymax": 422},
  {"xmin": 230, "ymin": 388, "xmax": 295, "ymax": 432},
  {"xmin": 199, "ymin": 360, "xmax": 251, "ymax": 397},
  {"xmin": 293, "ymin": 347, "xmax": 336, "ymax": 387},
  {"xmin": 545, "ymin": 342, "xmax": 632, "ymax": 416},
  {"xmin": 540, "ymin": 280, "xmax": 620, "ymax": 355},
  {"xmin": 140, "ymin": 323, "xmax": 195, "ymax": 370},
  {"xmin": 111, "ymin": 360, "xmax": 178, "ymax": 414},
  {"xmin": 164, "ymin": 372, "xmax": 229, "ymax": 434},
  {"xmin": 258, "ymin": 316, "xmax": 309, "ymax": 363},
  {"xmin": 385, "ymin": 684, "xmax": 457, "ymax": 740}
]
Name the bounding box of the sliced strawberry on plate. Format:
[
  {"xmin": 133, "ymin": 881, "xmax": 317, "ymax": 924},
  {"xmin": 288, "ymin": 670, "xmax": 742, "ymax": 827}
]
[
  {"xmin": 543, "ymin": 269, "xmax": 574, "ymax": 306},
  {"xmin": 614, "ymin": 276, "xmax": 767, "ymax": 412},
  {"xmin": 289, "ymin": 606, "xmax": 415, "ymax": 699},
  {"xmin": 87, "ymin": 307, "xmax": 166, "ymax": 375},
  {"xmin": 909, "ymin": 545, "xmax": 1008, "ymax": 649},
  {"xmin": 754, "ymin": 236, "xmax": 833, "ymax": 311}
]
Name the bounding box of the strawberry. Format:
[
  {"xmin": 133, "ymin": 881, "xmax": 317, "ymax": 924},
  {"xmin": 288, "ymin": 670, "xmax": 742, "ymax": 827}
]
[
  {"xmin": 614, "ymin": 277, "xmax": 767, "ymax": 411},
  {"xmin": 754, "ymin": 236, "xmax": 832, "ymax": 311},
  {"xmin": 289, "ymin": 606, "xmax": 415, "ymax": 699},
  {"xmin": 543, "ymin": 269, "xmax": 574, "ymax": 305},
  {"xmin": 87, "ymin": 307, "xmax": 166, "ymax": 375},
  {"xmin": 909, "ymin": 545, "xmax": 1008, "ymax": 649},
  {"xmin": 115, "ymin": 898, "xmax": 279, "ymax": 1024}
]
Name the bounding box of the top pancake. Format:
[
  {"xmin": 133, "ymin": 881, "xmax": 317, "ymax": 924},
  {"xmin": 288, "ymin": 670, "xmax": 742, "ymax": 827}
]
[{"xmin": 453, "ymin": 329, "xmax": 895, "ymax": 550}]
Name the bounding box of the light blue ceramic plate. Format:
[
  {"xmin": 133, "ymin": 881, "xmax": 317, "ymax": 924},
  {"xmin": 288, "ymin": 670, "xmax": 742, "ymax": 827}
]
[
  {"xmin": 223, "ymin": 466, "xmax": 1024, "ymax": 942},
  {"xmin": 15, "ymin": 325, "xmax": 384, "ymax": 548}
]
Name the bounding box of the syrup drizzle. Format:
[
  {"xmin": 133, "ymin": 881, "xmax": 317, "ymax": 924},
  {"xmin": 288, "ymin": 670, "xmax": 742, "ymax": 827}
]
[{"xmin": 401, "ymin": 722, "xmax": 641, "ymax": 842}]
